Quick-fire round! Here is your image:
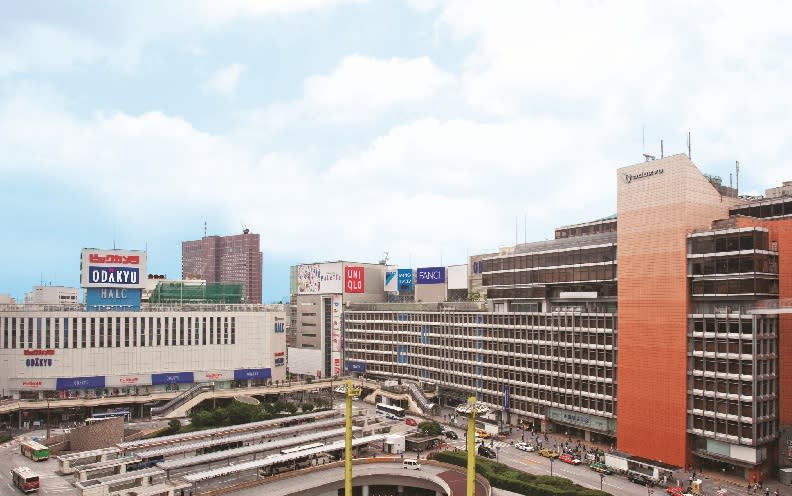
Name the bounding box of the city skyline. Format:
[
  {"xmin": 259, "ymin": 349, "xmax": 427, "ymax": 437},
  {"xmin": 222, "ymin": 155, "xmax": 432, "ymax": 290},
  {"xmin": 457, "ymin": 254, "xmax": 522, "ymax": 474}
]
[{"xmin": 2, "ymin": 1, "xmax": 792, "ymax": 303}]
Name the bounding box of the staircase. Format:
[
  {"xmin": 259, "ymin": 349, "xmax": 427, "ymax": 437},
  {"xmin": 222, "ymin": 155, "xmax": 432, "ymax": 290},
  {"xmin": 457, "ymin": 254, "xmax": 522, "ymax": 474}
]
[
  {"xmin": 150, "ymin": 383, "xmax": 214, "ymax": 417},
  {"xmin": 405, "ymin": 381, "xmax": 438, "ymax": 415}
]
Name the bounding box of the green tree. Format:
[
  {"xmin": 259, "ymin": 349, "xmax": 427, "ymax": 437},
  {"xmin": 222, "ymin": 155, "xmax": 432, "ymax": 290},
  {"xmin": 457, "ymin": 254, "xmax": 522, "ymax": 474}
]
[
  {"xmin": 191, "ymin": 410, "xmax": 213, "ymax": 428},
  {"xmin": 301, "ymin": 402, "xmax": 315, "ymax": 413},
  {"xmin": 167, "ymin": 419, "xmax": 182, "ymax": 434},
  {"xmin": 418, "ymin": 420, "xmax": 443, "ymax": 436}
]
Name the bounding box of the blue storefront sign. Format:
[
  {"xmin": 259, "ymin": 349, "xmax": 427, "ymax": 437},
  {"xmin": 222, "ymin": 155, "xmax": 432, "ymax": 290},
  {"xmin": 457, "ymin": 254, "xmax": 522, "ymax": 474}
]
[
  {"xmin": 152, "ymin": 372, "xmax": 194, "ymax": 385},
  {"xmin": 398, "ymin": 269, "xmax": 413, "ymax": 292},
  {"xmin": 347, "ymin": 361, "xmax": 367, "ymax": 373},
  {"xmin": 88, "ymin": 266, "xmax": 141, "ymax": 285},
  {"xmin": 56, "ymin": 376, "xmax": 105, "ymax": 390},
  {"xmin": 234, "ymin": 368, "xmax": 271, "ymax": 380},
  {"xmin": 416, "ymin": 267, "xmax": 446, "ymax": 284},
  {"xmin": 86, "ymin": 288, "xmax": 142, "ymax": 311},
  {"xmin": 503, "ymin": 384, "xmax": 510, "ymax": 411}
]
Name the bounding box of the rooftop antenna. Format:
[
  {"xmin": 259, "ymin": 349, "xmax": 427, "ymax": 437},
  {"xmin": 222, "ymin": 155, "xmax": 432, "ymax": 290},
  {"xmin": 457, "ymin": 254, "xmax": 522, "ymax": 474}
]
[
  {"xmin": 687, "ymin": 131, "xmax": 692, "ymax": 159},
  {"xmin": 660, "ymin": 139, "xmax": 664, "ymax": 159},
  {"xmin": 204, "ymin": 219, "xmax": 207, "ymax": 238},
  {"xmin": 515, "ymin": 216, "xmax": 518, "ymax": 246},
  {"xmin": 524, "ymin": 212, "xmax": 527, "ymax": 244},
  {"xmin": 643, "ymin": 153, "xmax": 656, "ymax": 162},
  {"xmin": 642, "ymin": 126, "xmax": 645, "ymax": 153},
  {"xmin": 736, "ymin": 161, "xmax": 740, "ymax": 195},
  {"xmin": 730, "ymin": 173, "xmax": 733, "ymax": 189}
]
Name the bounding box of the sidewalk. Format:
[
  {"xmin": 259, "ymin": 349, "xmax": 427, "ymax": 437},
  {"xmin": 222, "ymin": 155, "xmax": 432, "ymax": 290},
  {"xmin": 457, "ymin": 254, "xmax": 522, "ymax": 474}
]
[{"xmin": 432, "ymin": 406, "xmax": 790, "ymax": 496}]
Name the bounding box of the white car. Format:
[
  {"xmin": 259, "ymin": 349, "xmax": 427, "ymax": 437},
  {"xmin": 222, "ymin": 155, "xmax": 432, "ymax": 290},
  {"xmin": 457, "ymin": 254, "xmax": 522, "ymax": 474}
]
[{"xmin": 514, "ymin": 442, "xmax": 535, "ymax": 452}]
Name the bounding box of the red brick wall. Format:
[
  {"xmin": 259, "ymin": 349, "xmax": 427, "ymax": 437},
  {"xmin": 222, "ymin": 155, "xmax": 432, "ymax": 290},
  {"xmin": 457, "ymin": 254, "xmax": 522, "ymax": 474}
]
[
  {"xmin": 616, "ymin": 155, "xmax": 736, "ymax": 467},
  {"xmin": 70, "ymin": 416, "xmax": 124, "ymax": 452},
  {"xmin": 734, "ymin": 216, "xmax": 792, "ymax": 425}
]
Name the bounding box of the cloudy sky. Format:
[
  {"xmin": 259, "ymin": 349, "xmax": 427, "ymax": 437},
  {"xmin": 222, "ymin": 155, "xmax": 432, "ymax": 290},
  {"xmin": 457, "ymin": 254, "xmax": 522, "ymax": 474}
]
[{"xmin": 1, "ymin": 0, "xmax": 790, "ymax": 302}]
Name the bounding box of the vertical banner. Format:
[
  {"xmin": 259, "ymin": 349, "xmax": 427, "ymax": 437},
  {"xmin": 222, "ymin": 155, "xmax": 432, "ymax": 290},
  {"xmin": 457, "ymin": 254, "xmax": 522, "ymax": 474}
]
[
  {"xmin": 331, "ymin": 294, "xmax": 342, "ymax": 352},
  {"xmin": 344, "ymin": 265, "xmax": 365, "ymax": 293},
  {"xmin": 503, "ymin": 384, "xmax": 510, "ymax": 412}
]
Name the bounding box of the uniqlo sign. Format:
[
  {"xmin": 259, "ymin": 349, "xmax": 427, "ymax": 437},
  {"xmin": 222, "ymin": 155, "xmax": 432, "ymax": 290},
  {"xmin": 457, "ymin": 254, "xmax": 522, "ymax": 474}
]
[{"xmin": 345, "ymin": 266, "xmax": 364, "ymax": 293}]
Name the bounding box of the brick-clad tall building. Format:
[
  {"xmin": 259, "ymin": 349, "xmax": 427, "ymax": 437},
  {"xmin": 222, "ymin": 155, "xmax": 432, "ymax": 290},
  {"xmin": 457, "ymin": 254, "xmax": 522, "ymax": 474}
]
[{"xmin": 182, "ymin": 231, "xmax": 263, "ymax": 304}]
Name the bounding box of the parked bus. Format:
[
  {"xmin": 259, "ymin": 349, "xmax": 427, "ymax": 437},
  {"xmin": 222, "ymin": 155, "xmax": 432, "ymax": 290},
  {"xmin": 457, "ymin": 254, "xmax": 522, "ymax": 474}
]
[
  {"xmin": 280, "ymin": 442, "xmax": 324, "ymax": 455},
  {"xmin": 11, "ymin": 466, "xmax": 40, "ymax": 493},
  {"xmin": 375, "ymin": 403, "xmax": 405, "ymax": 419},
  {"xmin": 86, "ymin": 409, "xmax": 131, "ymax": 425},
  {"xmin": 20, "ymin": 440, "xmax": 49, "ymax": 461}
]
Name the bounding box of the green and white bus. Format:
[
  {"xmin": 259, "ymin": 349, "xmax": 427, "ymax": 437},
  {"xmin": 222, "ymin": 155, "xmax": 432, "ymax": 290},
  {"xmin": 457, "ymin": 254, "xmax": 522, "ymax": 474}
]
[{"xmin": 20, "ymin": 440, "xmax": 50, "ymax": 462}]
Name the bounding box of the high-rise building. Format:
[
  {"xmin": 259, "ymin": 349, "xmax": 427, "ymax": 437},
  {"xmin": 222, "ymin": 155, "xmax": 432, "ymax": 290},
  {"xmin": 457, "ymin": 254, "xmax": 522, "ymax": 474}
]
[
  {"xmin": 342, "ymin": 154, "xmax": 792, "ymax": 480},
  {"xmin": 182, "ymin": 231, "xmax": 263, "ymax": 304}
]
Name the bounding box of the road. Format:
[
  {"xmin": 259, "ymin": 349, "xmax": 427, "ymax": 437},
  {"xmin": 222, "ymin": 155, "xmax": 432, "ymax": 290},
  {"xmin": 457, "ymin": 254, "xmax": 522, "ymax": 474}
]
[{"xmin": 0, "ymin": 430, "xmax": 78, "ymax": 496}]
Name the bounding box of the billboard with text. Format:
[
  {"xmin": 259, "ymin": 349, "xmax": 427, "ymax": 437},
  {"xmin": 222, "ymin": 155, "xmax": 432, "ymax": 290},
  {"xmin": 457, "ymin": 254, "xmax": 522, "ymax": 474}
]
[
  {"xmin": 344, "ymin": 265, "xmax": 365, "ymax": 293},
  {"xmin": 398, "ymin": 269, "xmax": 413, "ymax": 292},
  {"xmin": 416, "ymin": 267, "xmax": 446, "ymax": 284},
  {"xmin": 297, "ymin": 262, "xmax": 343, "ymax": 294},
  {"xmin": 81, "ymin": 249, "xmax": 147, "ymax": 289}
]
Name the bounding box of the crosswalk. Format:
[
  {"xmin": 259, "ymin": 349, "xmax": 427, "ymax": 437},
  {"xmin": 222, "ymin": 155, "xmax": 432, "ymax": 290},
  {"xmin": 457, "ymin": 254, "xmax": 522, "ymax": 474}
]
[{"xmin": 446, "ymin": 439, "xmax": 513, "ymax": 451}]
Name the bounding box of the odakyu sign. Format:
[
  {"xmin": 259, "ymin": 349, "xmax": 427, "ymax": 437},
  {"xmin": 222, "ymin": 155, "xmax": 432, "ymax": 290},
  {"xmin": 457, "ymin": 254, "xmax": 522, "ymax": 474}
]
[
  {"xmin": 80, "ymin": 248, "xmax": 147, "ymax": 289},
  {"xmin": 56, "ymin": 375, "xmax": 106, "ymax": 390},
  {"xmin": 152, "ymin": 371, "xmax": 194, "ymax": 385},
  {"xmin": 233, "ymin": 368, "xmax": 271, "ymax": 380}
]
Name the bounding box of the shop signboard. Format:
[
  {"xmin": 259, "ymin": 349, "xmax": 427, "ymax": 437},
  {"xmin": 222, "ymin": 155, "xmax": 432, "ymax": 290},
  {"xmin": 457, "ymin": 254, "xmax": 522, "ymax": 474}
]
[
  {"xmin": 297, "ymin": 263, "xmax": 343, "ymax": 294},
  {"xmin": 347, "ymin": 361, "xmax": 366, "ymax": 373},
  {"xmin": 397, "ymin": 269, "xmax": 413, "ymax": 292},
  {"xmin": 56, "ymin": 376, "xmax": 106, "ymax": 390},
  {"xmin": 151, "ymin": 372, "xmax": 194, "ymax": 385},
  {"xmin": 234, "ymin": 368, "xmax": 271, "ymax": 380},
  {"xmin": 344, "ymin": 265, "xmax": 364, "ymax": 293},
  {"xmin": 416, "ymin": 267, "xmax": 445, "ymax": 284},
  {"xmin": 80, "ymin": 248, "xmax": 147, "ymax": 289}
]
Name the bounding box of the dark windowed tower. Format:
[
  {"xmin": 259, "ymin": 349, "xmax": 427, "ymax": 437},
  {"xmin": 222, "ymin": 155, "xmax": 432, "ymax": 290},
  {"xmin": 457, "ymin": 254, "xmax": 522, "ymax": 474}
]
[{"xmin": 182, "ymin": 231, "xmax": 263, "ymax": 304}]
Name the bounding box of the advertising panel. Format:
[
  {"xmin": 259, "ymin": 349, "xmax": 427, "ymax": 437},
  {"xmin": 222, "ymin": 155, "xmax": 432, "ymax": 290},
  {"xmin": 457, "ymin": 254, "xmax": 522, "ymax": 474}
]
[
  {"xmin": 197, "ymin": 370, "xmax": 234, "ymax": 382},
  {"xmin": 86, "ymin": 288, "xmax": 142, "ymax": 311},
  {"xmin": 347, "ymin": 361, "xmax": 367, "ymax": 373},
  {"xmin": 331, "ymin": 351, "xmax": 342, "ymax": 376},
  {"xmin": 151, "ymin": 372, "xmax": 194, "ymax": 385},
  {"xmin": 447, "ymin": 265, "xmax": 468, "ymax": 290},
  {"xmin": 9, "ymin": 378, "xmax": 57, "ymax": 391},
  {"xmin": 344, "ymin": 265, "xmax": 365, "ymax": 293},
  {"xmin": 398, "ymin": 269, "xmax": 414, "ymax": 292},
  {"xmin": 331, "ymin": 294, "xmax": 342, "ymax": 352},
  {"xmin": 274, "ymin": 351, "xmax": 285, "ymax": 366},
  {"xmin": 297, "ymin": 262, "xmax": 343, "ymax": 294},
  {"xmin": 106, "ymin": 374, "xmax": 150, "ymax": 387},
  {"xmin": 56, "ymin": 376, "xmax": 106, "ymax": 390},
  {"xmin": 234, "ymin": 368, "xmax": 271, "ymax": 380},
  {"xmin": 80, "ymin": 249, "xmax": 147, "ymax": 289},
  {"xmin": 384, "ymin": 266, "xmax": 398, "ymax": 292},
  {"xmin": 416, "ymin": 267, "xmax": 446, "ymax": 284}
]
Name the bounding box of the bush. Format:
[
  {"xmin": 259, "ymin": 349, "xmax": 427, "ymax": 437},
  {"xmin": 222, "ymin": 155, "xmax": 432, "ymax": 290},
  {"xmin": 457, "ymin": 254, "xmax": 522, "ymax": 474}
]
[{"xmin": 433, "ymin": 451, "xmax": 608, "ymax": 496}]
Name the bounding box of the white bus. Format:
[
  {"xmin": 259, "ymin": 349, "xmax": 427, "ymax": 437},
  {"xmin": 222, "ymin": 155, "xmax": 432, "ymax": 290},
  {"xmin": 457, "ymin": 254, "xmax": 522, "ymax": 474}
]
[
  {"xmin": 376, "ymin": 403, "xmax": 405, "ymax": 419},
  {"xmin": 11, "ymin": 466, "xmax": 40, "ymax": 493},
  {"xmin": 280, "ymin": 442, "xmax": 324, "ymax": 455}
]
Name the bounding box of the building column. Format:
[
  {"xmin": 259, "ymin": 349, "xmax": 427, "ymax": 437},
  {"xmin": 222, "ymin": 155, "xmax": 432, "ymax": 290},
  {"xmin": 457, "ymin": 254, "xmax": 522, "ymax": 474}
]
[
  {"xmin": 584, "ymin": 430, "xmax": 591, "ymax": 442},
  {"xmin": 361, "ymin": 485, "xmax": 369, "ymax": 496},
  {"xmin": 397, "ymin": 485, "xmax": 405, "ymax": 495}
]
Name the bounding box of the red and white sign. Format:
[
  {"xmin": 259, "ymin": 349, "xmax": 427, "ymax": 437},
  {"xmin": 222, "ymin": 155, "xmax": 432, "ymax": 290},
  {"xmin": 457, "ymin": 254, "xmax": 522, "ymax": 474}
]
[
  {"xmin": 23, "ymin": 349, "xmax": 55, "ymax": 356},
  {"xmin": 22, "ymin": 381, "xmax": 43, "ymax": 389},
  {"xmin": 88, "ymin": 253, "xmax": 141, "ymax": 265},
  {"xmin": 344, "ymin": 266, "xmax": 364, "ymax": 293},
  {"xmin": 119, "ymin": 376, "xmax": 139, "ymax": 384}
]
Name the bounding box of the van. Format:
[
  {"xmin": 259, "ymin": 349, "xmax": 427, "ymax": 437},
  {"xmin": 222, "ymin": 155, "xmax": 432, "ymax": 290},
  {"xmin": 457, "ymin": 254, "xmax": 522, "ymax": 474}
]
[{"xmin": 402, "ymin": 458, "xmax": 421, "ymax": 470}]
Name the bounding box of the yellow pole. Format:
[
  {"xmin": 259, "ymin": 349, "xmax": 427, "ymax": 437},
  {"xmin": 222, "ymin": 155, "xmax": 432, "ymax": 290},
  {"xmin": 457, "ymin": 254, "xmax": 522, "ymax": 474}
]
[
  {"xmin": 345, "ymin": 379, "xmax": 353, "ymax": 496},
  {"xmin": 467, "ymin": 396, "xmax": 477, "ymax": 496}
]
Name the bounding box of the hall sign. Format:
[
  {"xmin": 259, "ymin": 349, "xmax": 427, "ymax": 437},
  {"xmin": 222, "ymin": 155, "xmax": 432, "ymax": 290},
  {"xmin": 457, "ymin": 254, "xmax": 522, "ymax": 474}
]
[{"xmin": 624, "ymin": 168, "xmax": 664, "ymax": 184}]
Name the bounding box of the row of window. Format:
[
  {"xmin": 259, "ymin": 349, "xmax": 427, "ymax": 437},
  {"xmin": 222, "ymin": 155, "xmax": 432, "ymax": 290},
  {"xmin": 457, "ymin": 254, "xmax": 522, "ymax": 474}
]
[
  {"xmin": 482, "ymin": 265, "xmax": 616, "ymax": 287},
  {"xmin": 689, "ymin": 230, "xmax": 769, "ymax": 254},
  {"xmin": 346, "ymin": 312, "xmax": 617, "ymax": 332},
  {"xmin": 690, "ymin": 278, "xmax": 778, "ymax": 296},
  {"xmin": 0, "ymin": 316, "xmax": 236, "ymax": 349},
  {"xmin": 689, "ymin": 253, "xmax": 777, "ymax": 276},
  {"xmin": 481, "ymin": 246, "xmax": 616, "ymax": 272}
]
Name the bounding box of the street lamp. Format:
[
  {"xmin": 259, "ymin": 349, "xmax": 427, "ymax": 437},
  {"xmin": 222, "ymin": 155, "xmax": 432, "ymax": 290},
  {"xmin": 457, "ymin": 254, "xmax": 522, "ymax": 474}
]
[
  {"xmin": 496, "ymin": 446, "xmax": 501, "ymax": 462},
  {"xmin": 600, "ymin": 473, "xmax": 605, "ymax": 491},
  {"xmin": 549, "ymin": 457, "xmax": 555, "ymax": 477}
]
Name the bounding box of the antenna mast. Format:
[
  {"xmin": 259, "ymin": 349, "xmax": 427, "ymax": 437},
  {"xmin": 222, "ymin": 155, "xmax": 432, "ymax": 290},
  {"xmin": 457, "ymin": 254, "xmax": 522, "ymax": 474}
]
[
  {"xmin": 660, "ymin": 139, "xmax": 664, "ymax": 159},
  {"xmin": 736, "ymin": 161, "xmax": 740, "ymax": 195},
  {"xmin": 204, "ymin": 220, "xmax": 207, "ymax": 238},
  {"xmin": 687, "ymin": 131, "xmax": 692, "ymax": 159}
]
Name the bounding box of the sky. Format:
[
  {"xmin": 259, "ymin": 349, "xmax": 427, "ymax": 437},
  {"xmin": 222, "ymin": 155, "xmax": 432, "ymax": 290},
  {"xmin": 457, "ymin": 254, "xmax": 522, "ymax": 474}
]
[{"xmin": 1, "ymin": 0, "xmax": 791, "ymax": 303}]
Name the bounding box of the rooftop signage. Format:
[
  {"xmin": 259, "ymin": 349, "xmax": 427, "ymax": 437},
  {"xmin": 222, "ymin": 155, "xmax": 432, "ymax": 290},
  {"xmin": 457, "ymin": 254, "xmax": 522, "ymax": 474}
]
[{"xmin": 624, "ymin": 168, "xmax": 664, "ymax": 184}]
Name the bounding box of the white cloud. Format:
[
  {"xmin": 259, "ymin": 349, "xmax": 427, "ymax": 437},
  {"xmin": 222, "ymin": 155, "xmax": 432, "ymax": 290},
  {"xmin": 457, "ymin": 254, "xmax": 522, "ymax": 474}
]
[
  {"xmin": 303, "ymin": 55, "xmax": 455, "ymax": 115},
  {"xmin": 202, "ymin": 63, "xmax": 247, "ymax": 95}
]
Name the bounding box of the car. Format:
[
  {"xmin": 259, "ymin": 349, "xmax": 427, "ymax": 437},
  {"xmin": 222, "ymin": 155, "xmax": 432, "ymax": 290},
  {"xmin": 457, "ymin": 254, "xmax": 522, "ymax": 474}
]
[
  {"xmin": 589, "ymin": 462, "xmax": 613, "ymax": 475},
  {"xmin": 514, "ymin": 442, "xmax": 535, "ymax": 452},
  {"xmin": 444, "ymin": 430, "xmax": 458, "ymax": 439},
  {"xmin": 666, "ymin": 487, "xmax": 686, "ymax": 495},
  {"xmin": 477, "ymin": 445, "xmax": 496, "ymax": 459},
  {"xmin": 405, "ymin": 417, "xmax": 417, "ymax": 426},
  {"xmin": 559, "ymin": 454, "xmax": 581, "ymax": 465},
  {"xmin": 627, "ymin": 472, "xmax": 654, "ymax": 486},
  {"xmin": 537, "ymin": 448, "xmax": 560, "ymax": 459}
]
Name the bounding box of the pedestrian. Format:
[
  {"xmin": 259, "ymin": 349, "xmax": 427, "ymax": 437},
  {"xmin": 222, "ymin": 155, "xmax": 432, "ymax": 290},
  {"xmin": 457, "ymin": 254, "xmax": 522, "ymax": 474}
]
[
  {"xmin": 764, "ymin": 487, "xmax": 769, "ymax": 496},
  {"xmin": 772, "ymin": 489, "xmax": 778, "ymax": 496}
]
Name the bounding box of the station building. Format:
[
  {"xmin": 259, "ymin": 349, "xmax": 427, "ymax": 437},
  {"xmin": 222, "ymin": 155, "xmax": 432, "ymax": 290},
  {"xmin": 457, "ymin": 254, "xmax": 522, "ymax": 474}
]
[
  {"xmin": 342, "ymin": 154, "xmax": 792, "ymax": 480},
  {"xmin": 0, "ymin": 248, "xmax": 287, "ymax": 414}
]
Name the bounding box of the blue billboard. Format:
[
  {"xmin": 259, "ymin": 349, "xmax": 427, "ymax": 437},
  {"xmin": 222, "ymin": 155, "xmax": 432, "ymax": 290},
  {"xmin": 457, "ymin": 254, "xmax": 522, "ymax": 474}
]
[
  {"xmin": 347, "ymin": 361, "xmax": 367, "ymax": 373},
  {"xmin": 397, "ymin": 269, "xmax": 413, "ymax": 292},
  {"xmin": 416, "ymin": 267, "xmax": 446, "ymax": 284},
  {"xmin": 234, "ymin": 368, "xmax": 272, "ymax": 380},
  {"xmin": 152, "ymin": 372, "xmax": 194, "ymax": 385},
  {"xmin": 86, "ymin": 288, "xmax": 142, "ymax": 311},
  {"xmin": 56, "ymin": 376, "xmax": 105, "ymax": 390}
]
